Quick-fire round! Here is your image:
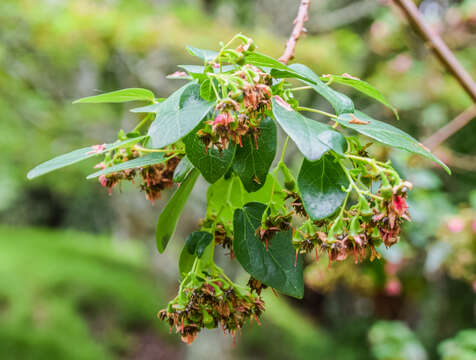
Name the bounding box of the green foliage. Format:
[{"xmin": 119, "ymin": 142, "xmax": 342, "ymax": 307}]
[
  {"xmin": 73, "ymin": 88, "xmax": 155, "ymax": 104},
  {"xmin": 438, "ymin": 329, "xmax": 476, "ymax": 360},
  {"xmin": 233, "ymin": 202, "xmax": 304, "ymax": 298},
  {"xmin": 232, "ymin": 117, "xmax": 277, "ymax": 192},
  {"xmin": 156, "ymin": 169, "xmax": 199, "ymax": 253},
  {"xmin": 368, "ymin": 321, "xmax": 428, "ymax": 360},
  {"xmin": 0, "ymin": 226, "xmax": 168, "ymax": 360},
  {"xmin": 297, "ymin": 155, "xmax": 349, "ymax": 220}
]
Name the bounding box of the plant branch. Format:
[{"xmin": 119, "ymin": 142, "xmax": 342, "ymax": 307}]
[
  {"xmin": 392, "ymin": 0, "xmax": 476, "ymax": 102},
  {"xmin": 423, "ymin": 105, "xmax": 476, "ymax": 150},
  {"xmin": 279, "ymin": 0, "xmax": 311, "ymax": 65}
]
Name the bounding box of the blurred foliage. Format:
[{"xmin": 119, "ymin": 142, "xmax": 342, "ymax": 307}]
[
  {"xmin": 1, "ymin": 0, "xmax": 475, "ymax": 358},
  {"xmin": 368, "ymin": 321, "xmax": 428, "ymax": 360},
  {"xmin": 438, "ymin": 329, "xmax": 476, "ymax": 360}
]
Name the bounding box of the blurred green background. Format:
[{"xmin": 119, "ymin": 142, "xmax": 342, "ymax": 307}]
[{"xmin": 1, "ymin": 0, "xmax": 475, "ymax": 359}]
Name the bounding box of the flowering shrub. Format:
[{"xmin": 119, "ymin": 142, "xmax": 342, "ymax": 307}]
[{"xmin": 28, "ymin": 35, "xmax": 449, "ymax": 344}]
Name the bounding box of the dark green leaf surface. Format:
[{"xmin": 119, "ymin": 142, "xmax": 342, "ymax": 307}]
[
  {"xmin": 186, "ymin": 46, "xmax": 218, "ymax": 62},
  {"xmin": 86, "ymin": 153, "xmax": 166, "ymax": 179},
  {"xmin": 337, "ymin": 110, "xmax": 450, "ymax": 174},
  {"xmin": 156, "ymin": 168, "xmax": 199, "ymax": 253},
  {"xmin": 73, "ymin": 88, "xmax": 155, "ymax": 104},
  {"xmin": 233, "ymin": 202, "xmax": 304, "ymax": 298},
  {"xmin": 322, "ymin": 75, "xmax": 398, "ymax": 119},
  {"xmin": 173, "ymin": 156, "xmax": 194, "ymax": 183},
  {"xmin": 289, "ymin": 64, "xmax": 354, "ymax": 115},
  {"xmin": 232, "ymin": 117, "xmax": 277, "ymax": 192},
  {"xmin": 185, "ymin": 231, "xmax": 213, "ymax": 258},
  {"xmin": 272, "ymin": 97, "xmax": 347, "ymax": 161},
  {"xmin": 184, "ymin": 133, "xmax": 236, "ymax": 184},
  {"xmin": 27, "ymin": 136, "xmax": 146, "ymax": 180},
  {"xmin": 147, "ymin": 83, "xmax": 214, "ymax": 149},
  {"xmin": 297, "ymin": 155, "xmax": 349, "ymax": 220}
]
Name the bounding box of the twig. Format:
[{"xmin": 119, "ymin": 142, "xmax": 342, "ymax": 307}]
[
  {"xmin": 279, "ymin": 0, "xmax": 311, "ymax": 65},
  {"xmin": 393, "ymin": 0, "xmax": 476, "ymax": 102},
  {"xmin": 423, "ymin": 105, "xmax": 476, "ymax": 150}
]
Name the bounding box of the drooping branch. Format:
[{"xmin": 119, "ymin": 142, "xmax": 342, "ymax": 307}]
[
  {"xmin": 279, "ymin": 0, "xmax": 311, "ymax": 65},
  {"xmin": 393, "ymin": 0, "xmax": 476, "ymax": 102},
  {"xmin": 423, "ymin": 105, "xmax": 476, "ymax": 150}
]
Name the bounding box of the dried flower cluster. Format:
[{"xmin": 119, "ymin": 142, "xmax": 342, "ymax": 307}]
[{"xmin": 158, "ymin": 276, "xmax": 264, "ymax": 344}]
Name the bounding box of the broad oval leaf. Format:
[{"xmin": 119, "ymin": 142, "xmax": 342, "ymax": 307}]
[
  {"xmin": 297, "ymin": 155, "xmax": 349, "ymax": 220},
  {"xmin": 130, "ymin": 102, "xmax": 162, "ymax": 113},
  {"xmin": 86, "ymin": 152, "xmax": 166, "ymax": 179},
  {"xmin": 27, "ymin": 136, "xmax": 146, "ymax": 180},
  {"xmin": 185, "ymin": 231, "xmax": 213, "ymax": 258},
  {"xmin": 184, "ymin": 133, "xmax": 236, "ymax": 184},
  {"xmin": 173, "ymin": 156, "xmax": 194, "ymax": 183},
  {"xmin": 73, "ymin": 88, "xmax": 155, "ymax": 104},
  {"xmin": 337, "ymin": 110, "xmax": 450, "ymax": 174},
  {"xmin": 322, "ymin": 75, "xmax": 398, "ymax": 119},
  {"xmin": 233, "ymin": 202, "xmax": 304, "ymax": 298},
  {"xmin": 272, "ymin": 97, "xmax": 347, "ymax": 161},
  {"xmin": 156, "ymin": 168, "xmax": 199, "ymax": 253},
  {"xmin": 186, "ymin": 46, "xmax": 219, "ymax": 62},
  {"xmin": 232, "ymin": 117, "xmax": 277, "ymax": 192},
  {"xmin": 147, "ymin": 82, "xmax": 215, "ymax": 149},
  {"xmin": 289, "ymin": 64, "xmax": 354, "ymax": 115}
]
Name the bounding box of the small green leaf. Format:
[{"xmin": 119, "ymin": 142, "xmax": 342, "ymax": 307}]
[
  {"xmin": 272, "ymin": 97, "xmax": 347, "ymax": 161},
  {"xmin": 27, "ymin": 136, "xmax": 146, "ymax": 180},
  {"xmin": 184, "ymin": 133, "xmax": 236, "ymax": 184},
  {"xmin": 233, "ymin": 202, "xmax": 304, "ymax": 298},
  {"xmin": 86, "ymin": 152, "xmax": 166, "ymax": 179},
  {"xmin": 156, "ymin": 168, "xmax": 199, "ymax": 253},
  {"xmin": 297, "ymin": 155, "xmax": 349, "ymax": 220},
  {"xmin": 244, "ymin": 52, "xmax": 295, "ymax": 73},
  {"xmin": 173, "ymin": 156, "xmax": 194, "ymax": 183},
  {"xmin": 289, "ymin": 64, "xmax": 354, "ymax": 115},
  {"xmin": 200, "ymin": 79, "xmax": 217, "ymax": 102},
  {"xmin": 185, "ymin": 231, "xmax": 213, "ymax": 258},
  {"xmin": 73, "ymin": 88, "xmax": 155, "ymax": 104},
  {"xmin": 178, "ymin": 245, "xmax": 196, "ymax": 278},
  {"xmin": 186, "ymin": 46, "xmax": 218, "ymax": 62},
  {"xmin": 178, "ymin": 235, "xmax": 214, "ymax": 279},
  {"xmin": 147, "ymin": 82, "xmax": 215, "ymax": 149},
  {"xmin": 337, "ymin": 110, "xmax": 450, "ymax": 174},
  {"xmin": 322, "ymin": 75, "xmax": 399, "ymax": 119},
  {"xmin": 232, "ymin": 117, "xmax": 277, "ymax": 192}
]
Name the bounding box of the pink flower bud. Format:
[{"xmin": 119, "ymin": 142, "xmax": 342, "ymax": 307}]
[
  {"xmin": 447, "ymin": 217, "xmax": 465, "ymax": 233},
  {"xmin": 273, "ymin": 95, "xmax": 292, "ymax": 111},
  {"xmin": 385, "ymin": 278, "xmax": 402, "ymax": 296},
  {"xmin": 98, "ymin": 175, "xmax": 107, "ymax": 187},
  {"xmin": 87, "ymin": 143, "xmax": 107, "ymax": 155}
]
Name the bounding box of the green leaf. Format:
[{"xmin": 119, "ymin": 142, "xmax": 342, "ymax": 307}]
[
  {"xmin": 186, "ymin": 46, "xmax": 218, "ymax": 62},
  {"xmin": 244, "ymin": 52, "xmax": 294, "ymax": 72},
  {"xmin": 232, "ymin": 117, "xmax": 277, "ymax": 192},
  {"xmin": 147, "ymin": 82, "xmax": 215, "ymax": 149},
  {"xmin": 200, "ymin": 79, "xmax": 217, "ymax": 102},
  {"xmin": 337, "ymin": 110, "xmax": 450, "ymax": 174},
  {"xmin": 322, "ymin": 75, "xmax": 399, "ymax": 119},
  {"xmin": 233, "ymin": 202, "xmax": 304, "ymax": 298},
  {"xmin": 185, "ymin": 231, "xmax": 213, "ymax": 258},
  {"xmin": 86, "ymin": 152, "xmax": 166, "ymax": 179},
  {"xmin": 27, "ymin": 136, "xmax": 146, "ymax": 180},
  {"xmin": 173, "ymin": 156, "xmax": 194, "ymax": 183},
  {"xmin": 178, "ymin": 245, "xmax": 196, "ymax": 278},
  {"xmin": 130, "ymin": 102, "xmax": 162, "ymax": 113},
  {"xmin": 156, "ymin": 168, "xmax": 200, "ymax": 253},
  {"xmin": 178, "ymin": 235, "xmax": 214, "ymax": 279},
  {"xmin": 73, "ymin": 88, "xmax": 155, "ymax": 104},
  {"xmin": 184, "ymin": 133, "xmax": 236, "ymax": 184},
  {"xmin": 272, "ymin": 97, "xmax": 347, "ymax": 161},
  {"xmin": 289, "ymin": 64, "xmax": 354, "ymax": 115},
  {"xmin": 297, "ymin": 155, "xmax": 349, "ymax": 220},
  {"xmin": 178, "ymin": 64, "xmax": 235, "ymax": 74}
]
